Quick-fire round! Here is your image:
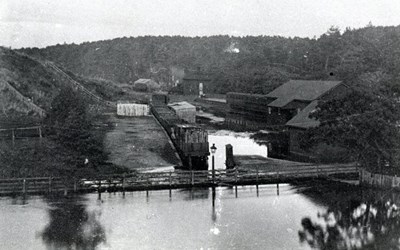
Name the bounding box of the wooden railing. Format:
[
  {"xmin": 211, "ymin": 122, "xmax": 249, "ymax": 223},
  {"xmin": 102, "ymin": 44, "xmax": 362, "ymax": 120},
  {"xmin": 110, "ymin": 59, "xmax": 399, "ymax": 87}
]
[
  {"xmin": 0, "ymin": 165, "xmax": 359, "ymax": 196},
  {"xmin": 0, "ymin": 126, "xmax": 42, "ymax": 141}
]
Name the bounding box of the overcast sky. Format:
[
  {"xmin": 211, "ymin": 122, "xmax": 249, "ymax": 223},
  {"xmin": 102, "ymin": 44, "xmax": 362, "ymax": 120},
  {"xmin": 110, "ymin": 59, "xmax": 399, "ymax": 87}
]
[{"xmin": 1, "ymin": 0, "xmax": 400, "ymax": 48}]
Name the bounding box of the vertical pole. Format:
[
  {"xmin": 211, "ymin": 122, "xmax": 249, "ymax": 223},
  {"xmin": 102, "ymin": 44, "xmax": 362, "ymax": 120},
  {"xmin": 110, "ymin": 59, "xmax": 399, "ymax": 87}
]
[
  {"xmin": 256, "ymin": 166, "xmax": 259, "ymax": 197},
  {"xmin": 277, "ymin": 183, "xmax": 280, "ymax": 196},
  {"xmin": 74, "ymin": 179, "xmax": 77, "ymax": 192},
  {"xmin": 212, "ymin": 187, "xmax": 216, "ymax": 208},
  {"xmin": 212, "ymin": 155, "xmax": 215, "ymax": 185},
  {"xmin": 48, "ymin": 177, "xmax": 52, "ymax": 194},
  {"xmin": 12, "ymin": 129, "xmax": 15, "ymax": 146},
  {"xmin": 38, "ymin": 127, "xmax": 42, "ymax": 139},
  {"xmin": 98, "ymin": 179, "xmax": 101, "ymax": 200},
  {"xmin": 122, "ymin": 173, "xmax": 126, "ymax": 197},
  {"xmin": 22, "ymin": 179, "xmax": 26, "ymax": 195},
  {"xmin": 235, "ymin": 167, "xmax": 238, "ymax": 198},
  {"xmin": 146, "ymin": 175, "xmax": 149, "ymax": 198},
  {"xmin": 64, "ymin": 185, "xmax": 68, "ymax": 196}
]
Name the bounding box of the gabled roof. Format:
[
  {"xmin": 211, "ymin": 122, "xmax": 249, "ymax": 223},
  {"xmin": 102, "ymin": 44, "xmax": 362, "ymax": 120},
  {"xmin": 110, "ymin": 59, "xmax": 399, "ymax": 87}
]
[
  {"xmin": 134, "ymin": 78, "xmax": 154, "ymax": 84},
  {"xmin": 286, "ymin": 100, "xmax": 320, "ymax": 129},
  {"xmin": 266, "ymin": 80, "xmax": 342, "ymax": 108},
  {"xmin": 168, "ymin": 101, "xmax": 196, "ymax": 111}
]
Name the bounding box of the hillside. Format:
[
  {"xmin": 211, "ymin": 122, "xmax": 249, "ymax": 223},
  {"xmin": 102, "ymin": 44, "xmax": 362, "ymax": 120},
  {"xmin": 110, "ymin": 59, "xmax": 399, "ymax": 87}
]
[
  {"xmin": 19, "ymin": 25, "xmax": 400, "ymax": 94},
  {"xmin": 0, "ymin": 47, "xmax": 134, "ymax": 126}
]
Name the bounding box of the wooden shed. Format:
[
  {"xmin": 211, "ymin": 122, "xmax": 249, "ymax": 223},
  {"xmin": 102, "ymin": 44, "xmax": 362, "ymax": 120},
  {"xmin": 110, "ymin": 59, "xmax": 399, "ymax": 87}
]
[{"xmin": 168, "ymin": 101, "xmax": 196, "ymax": 123}]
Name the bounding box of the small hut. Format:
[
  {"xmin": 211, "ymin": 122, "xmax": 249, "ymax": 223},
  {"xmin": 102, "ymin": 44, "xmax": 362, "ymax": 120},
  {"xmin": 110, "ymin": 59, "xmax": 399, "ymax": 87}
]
[
  {"xmin": 133, "ymin": 79, "xmax": 160, "ymax": 92},
  {"xmin": 168, "ymin": 101, "xmax": 196, "ymax": 123}
]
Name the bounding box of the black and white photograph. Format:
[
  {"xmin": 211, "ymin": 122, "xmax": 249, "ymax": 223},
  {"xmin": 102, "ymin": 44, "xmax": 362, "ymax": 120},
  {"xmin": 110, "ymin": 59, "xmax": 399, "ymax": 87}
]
[{"xmin": 1, "ymin": 1, "xmax": 400, "ymax": 249}]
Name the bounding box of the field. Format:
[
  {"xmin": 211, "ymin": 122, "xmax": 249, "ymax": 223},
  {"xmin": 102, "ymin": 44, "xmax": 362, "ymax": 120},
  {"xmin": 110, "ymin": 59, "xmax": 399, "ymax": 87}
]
[{"xmin": 103, "ymin": 115, "xmax": 182, "ymax": 171}]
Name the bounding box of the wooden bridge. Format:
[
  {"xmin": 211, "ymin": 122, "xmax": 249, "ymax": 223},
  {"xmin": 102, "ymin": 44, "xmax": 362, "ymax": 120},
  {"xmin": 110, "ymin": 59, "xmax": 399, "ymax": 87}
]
[{"xmin": 0, "ymin": 165, "xmax": 359, "ymax": 196}]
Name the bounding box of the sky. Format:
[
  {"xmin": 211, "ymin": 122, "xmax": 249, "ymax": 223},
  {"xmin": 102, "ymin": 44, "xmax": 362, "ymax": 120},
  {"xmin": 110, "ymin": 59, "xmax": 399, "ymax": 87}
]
[{"xmin": 1, "ymin": 0, "xmax": 400, "ymax": 48}]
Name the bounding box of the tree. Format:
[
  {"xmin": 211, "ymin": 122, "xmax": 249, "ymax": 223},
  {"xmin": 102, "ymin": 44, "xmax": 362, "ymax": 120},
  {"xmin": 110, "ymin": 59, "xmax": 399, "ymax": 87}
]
[
  {"xmin": 299, "ymin": 195, "xmax": 400, "ymax": 250},
  {"xmin": 304, "ymin": 77, "xmax": 400, "ymax": 174},
  {"xmin": 45, "ymin": 87, "xmax": 107, "ymax": 172}
]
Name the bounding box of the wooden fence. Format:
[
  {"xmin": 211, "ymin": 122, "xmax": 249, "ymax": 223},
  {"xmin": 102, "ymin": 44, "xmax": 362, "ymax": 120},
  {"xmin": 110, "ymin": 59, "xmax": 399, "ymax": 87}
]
[
  {"xmin": 360, "ymin": 168, "xmax": 400, "ymax": 189},
  {"xmin": 0, "ymin": 126, "xmax": 42, "ymax": 141},
  {"xmin": 0, "ymin": 165, "xmax": 358, "ymax": 196}
]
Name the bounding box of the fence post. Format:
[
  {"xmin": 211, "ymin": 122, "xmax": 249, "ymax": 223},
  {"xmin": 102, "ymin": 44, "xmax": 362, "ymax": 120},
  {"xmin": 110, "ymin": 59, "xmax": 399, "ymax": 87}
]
[
  {"xmin": 12, "ymin": 129, "xmax": 15, "ymax": 146},
  {"xmin": 235, "ymin": 168, "xmax": 238, "ymax": 184},
  {"xmin": 122, "ymin": 173, "xmax": 126, "ymax": 194},
  {"xmin": 22, "ymin": 179, "xmax": 26, "ymax": 195},
  {"xmin": 191, "ymin": 171, "xmax": 194, "ymax": 186},
  {"xmin": 256, "ymin": 166, "xmax": 259, "ymax": 197},
  {"xmin": 256, "ymin": 167, "xmax": 259, "ymax": 185},
  {"xmin": 74, "ymin": 179, "xmax": 77, "ymax": 192},
  {"xmin": 235, "ymin": 168, "xmax": 238, "ymax": 198},
  {"xmin": 48, "ymin": 177, "xmax": 52, "ymax": 194}
]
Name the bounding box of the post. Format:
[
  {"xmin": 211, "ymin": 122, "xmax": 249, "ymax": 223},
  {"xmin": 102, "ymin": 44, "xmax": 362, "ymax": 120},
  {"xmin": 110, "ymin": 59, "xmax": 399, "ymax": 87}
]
[
  {"xmin": 74, "ymin": 179, "xmax": 77, "ymax": 192},
  {"xmin": 64, "ymin": 185, "xmax": 68, "ymax": 196},
  {"xmin": 210, "ymin": 144, "xmax": 217, "ymax": 185},
  {"xmin": 256, "ymin": 166, "xmax": 259, "ymax": 184},
  {"xmin": 12, "ymin": 129, "xmax": 15, "ymax": 146},
  {"xmin": 235, "ymin": 167, "xmax": 238, "ymax": 198},
  {"xmin": 22, "ymin": 179, "xmax": 26, "ymax": 195},
  {"xmin": 277, "ymin": 183, "xmax": 280, "ymax": 196},
  {"xmin": 212, "ymin": 155, "xmax": 215, "ymax": 185},
  {"xmin": 191, "ymin": 171, "xmax": 194, "ymax": 186},
  {"xmin": 48, "ymin": 177, "xmax": 52, "ymax": 194},
  {"xmin": 225, "ymin": 144, "xmax": 235, "ymax": 169},
  {"xmin": 122, "ymin": 173, "xmax": 126, "ymax": 196},
  {"xmin": 256, "ymin": 166, "xmax": 259, "ymax": 197},
  {"xmin": 146, "ymin": 176, "xmax": 149, "ymax": 198},
  {"xmin": 38, "ymin": 127, "xmax": 42, "ymax": 139},
  {"xmin": 98, "ymin": 179, "xmax": 101, "ymax": 200}
]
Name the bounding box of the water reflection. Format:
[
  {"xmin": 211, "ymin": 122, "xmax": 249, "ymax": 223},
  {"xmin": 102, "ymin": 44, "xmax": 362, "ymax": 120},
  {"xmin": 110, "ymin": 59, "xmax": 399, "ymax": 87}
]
[
  {"xmin": 207, "ymin": 130, "xmax": 269, "ymax": 169},
  {"xmin": 178, "ymin": 187, "xmax": 210, "ymax": 201},
  {"xmin": 298, "ymin": 184, "xmax": 400, "ymax": 250},
  {"xmin": 40, "ymin": 196, "xmax": 106, "ymax": 250}
]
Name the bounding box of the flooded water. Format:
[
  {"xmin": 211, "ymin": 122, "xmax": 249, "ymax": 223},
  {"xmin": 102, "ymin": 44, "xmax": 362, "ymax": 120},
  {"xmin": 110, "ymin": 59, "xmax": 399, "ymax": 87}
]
[
  {"xmin": 2, "ymin": 182, "xmax": 398, "ymax": 250},
  {"xmin": 207, "ymin": 130, "xmax": 268, "ymax": 169}
]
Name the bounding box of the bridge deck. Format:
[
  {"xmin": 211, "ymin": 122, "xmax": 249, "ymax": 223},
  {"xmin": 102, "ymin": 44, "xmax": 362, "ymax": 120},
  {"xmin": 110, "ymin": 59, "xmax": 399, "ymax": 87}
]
[{"xmin": 0, "ymin": 166, "xmax": 359, "ymax": 196}]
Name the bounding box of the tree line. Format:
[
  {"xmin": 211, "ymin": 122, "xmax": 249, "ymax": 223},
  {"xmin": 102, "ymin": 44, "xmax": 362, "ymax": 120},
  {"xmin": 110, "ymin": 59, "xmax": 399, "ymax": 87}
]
[{"xmin": 19, "ymin": 25, "xmax": 400, "ymax": 94}]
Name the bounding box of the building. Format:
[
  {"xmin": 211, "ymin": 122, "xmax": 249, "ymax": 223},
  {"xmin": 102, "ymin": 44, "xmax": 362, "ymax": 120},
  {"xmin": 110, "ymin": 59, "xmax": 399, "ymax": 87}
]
[
  {"xmin": 168, "ymin": 101, "xmax": 196, "ymax": 123},
  {"xmin": 182, "ymin": 70, "xmax": 211, "ymax": 96},
  {"xmin": 227, "ymin": 80, "xmax": 345, "ymax": 127},
  {"xmin": 133, "ymin": 79, "xmax": 160, "ymax": 92},
  {"xmin": 226, "ymin": 80, "xmax": 349, "ymax": 158}
]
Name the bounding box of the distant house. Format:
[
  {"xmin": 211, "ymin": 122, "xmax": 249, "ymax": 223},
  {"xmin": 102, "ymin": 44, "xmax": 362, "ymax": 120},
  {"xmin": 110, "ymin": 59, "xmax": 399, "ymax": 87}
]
[
  {"xmin": 133, "ymin": 79, "xmax": 160, "ymax": 92},
  {"xmin": 182, "ymin": 70, "xmax": 211, "ymax": 96}
]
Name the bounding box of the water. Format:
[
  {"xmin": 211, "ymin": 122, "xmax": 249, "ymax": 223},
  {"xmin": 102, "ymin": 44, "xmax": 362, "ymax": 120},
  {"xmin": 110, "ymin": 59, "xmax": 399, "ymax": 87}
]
[
  {"xmin": 3, "ymin": 182, "xmax": 398, "ymax": 250},
  {"xmin": 207, "ymin": 130, "xmax": 268, "ymax": 169}
]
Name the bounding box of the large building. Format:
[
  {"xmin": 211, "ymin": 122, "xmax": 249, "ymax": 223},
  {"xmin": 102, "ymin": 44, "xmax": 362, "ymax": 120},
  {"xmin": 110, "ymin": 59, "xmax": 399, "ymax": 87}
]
[
  {"xmin": 182, "ymin": 70, "xmax": 211, "ymax": 96},
  {"xmin": 226, "ymin": 80, "xmax": 349, "ymax": 158}
]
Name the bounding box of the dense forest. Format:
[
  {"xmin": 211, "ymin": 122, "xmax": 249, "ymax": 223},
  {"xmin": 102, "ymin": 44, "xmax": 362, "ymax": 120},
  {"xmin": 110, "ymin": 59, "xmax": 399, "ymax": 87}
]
[{"xmin": 19, "ymin": 25, "xmax": 400, "ymax": 94}]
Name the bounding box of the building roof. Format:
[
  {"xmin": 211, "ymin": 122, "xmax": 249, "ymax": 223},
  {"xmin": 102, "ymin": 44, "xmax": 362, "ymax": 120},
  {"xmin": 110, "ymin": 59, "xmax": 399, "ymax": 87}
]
[
  {"xmin": 286, "ymin": 100, "xmax": 320, "ymax": 129},
  {"xmin": 168, "ymin": 101, "xmax": 196, "ymax": 111},
  {"xmin": 266, "ymin": 80, "xmax": 342, "ymax": 108},
  {"xmin": 134, "ymin": 78, "xmax": 153, "ymax": 84}
]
